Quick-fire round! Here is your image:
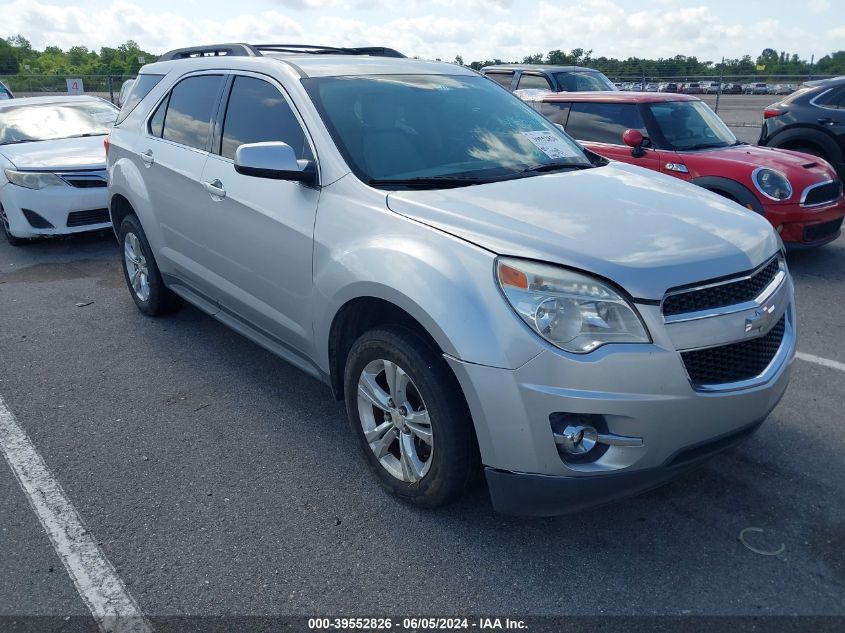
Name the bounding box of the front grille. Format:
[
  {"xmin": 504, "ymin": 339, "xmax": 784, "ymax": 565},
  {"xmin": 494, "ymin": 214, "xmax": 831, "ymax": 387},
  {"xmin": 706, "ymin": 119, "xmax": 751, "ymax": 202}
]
[
  {"xmin": 58, "ymin": 171, "xmax": 108, "ymax": 189},
  {"xmin": 21, "ymin": 208, "xmax": 54, "ymax": 229},
  {"xmin": 681, "ymin": 315, "xmax": 785, "ymax": 385},
  {"xmin": 802, "ymin": 180, "xmax": 843, "ymax": 206},
  {"xmin": 803, "ymin": 217, "xmax": 843, "ymax": 243},
  {"xmin": 663, "ymin": 258, "xmax": 780, "ymax": 317},
  {"xmin": 66, "ymin": 208, "xmax": 110, "ymax": 227}
]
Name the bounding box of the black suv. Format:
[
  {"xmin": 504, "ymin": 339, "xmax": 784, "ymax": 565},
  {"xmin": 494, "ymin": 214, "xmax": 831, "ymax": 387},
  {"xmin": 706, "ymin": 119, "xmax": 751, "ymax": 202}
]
[
  {"xmin": 480, "ymin": 64, "xmax": 617, "ymax": 92},
  {"xmin": 759, "ymin": 76, "xmax": 845, "ymax": 180}
]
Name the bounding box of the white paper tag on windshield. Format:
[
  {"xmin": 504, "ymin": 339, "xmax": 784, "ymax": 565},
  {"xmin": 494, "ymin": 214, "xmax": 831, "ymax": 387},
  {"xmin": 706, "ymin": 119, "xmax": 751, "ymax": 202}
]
[{"xmin": 521, "ymin": 130, "xmax": 580, "ymax": 159}]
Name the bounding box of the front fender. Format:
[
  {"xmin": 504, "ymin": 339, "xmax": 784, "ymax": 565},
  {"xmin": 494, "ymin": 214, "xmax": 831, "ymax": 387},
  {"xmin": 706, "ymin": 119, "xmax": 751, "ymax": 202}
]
[
  {"xmin": 311, "ymin": 177, "xmax": 543, "ymax": 373},
  {"xmin": 689, "ymin": 176, "xmax": 765, "ymax": 215}
]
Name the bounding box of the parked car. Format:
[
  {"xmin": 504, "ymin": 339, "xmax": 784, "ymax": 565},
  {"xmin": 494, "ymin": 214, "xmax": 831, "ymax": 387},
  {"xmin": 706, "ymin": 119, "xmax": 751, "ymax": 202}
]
[
  {"xmin": 108, "ymin": 43, "xmax": 794, "ymax": 516},
  {"xmin": 524, "ymin": 91, "xmax": 845, "ymax": 247},
  {"xmin": 0, "ymin": 95, "xmax": 118, "ymax": 245},
  {"xmin": 0, "ymin": 82, "xmax": 14, "ymax": 100},
  {"xmin": 682, "ymin": 82, "xmax": 703, "ymax": 94},
  {"xmin": 759, "ymin": 76, "xmax": 845, "ymax": 181},
  {"xmin": 700, "ymin": 81, "xmax": 721, "ymax": 94},
  {"xmin": 117, "ymin": 78, "xmax": 135, "ymax": 107},
  {"xmin": 723, "ymin": 83, "xmax": 743, "ymax": 94},
  {"xmin": 774, "ymin": 84, "xmax": 796, "ymax": 95},
  {"xmin": 645, "ymin": 82, "xmax": 659, "ymax": 92},
  {"xmin": 748, "ymin": 82, "xmax": 769, "ymax": 95},
  {"xmin": 480, "ymin": 64, "xmax": 617, "ymax": 92},
  {"xmin": 659, "ymin": 82, "xmax": 680, "ymax": 93}
]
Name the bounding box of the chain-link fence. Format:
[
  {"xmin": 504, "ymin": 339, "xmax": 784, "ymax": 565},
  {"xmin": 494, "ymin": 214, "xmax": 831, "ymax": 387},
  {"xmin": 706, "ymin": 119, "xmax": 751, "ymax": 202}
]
[{"xmin": 0, "ymin": 74, "xmax": 136, "ymax": 103}]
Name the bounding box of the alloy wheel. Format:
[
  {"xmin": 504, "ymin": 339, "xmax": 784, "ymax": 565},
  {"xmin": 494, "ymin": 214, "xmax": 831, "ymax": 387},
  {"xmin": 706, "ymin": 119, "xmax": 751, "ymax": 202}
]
[
  {"xmin": 357, "ymin": 358, "xmax": 434, "ymax": 483},
  {"xmin": 123, "ymin": 231, "xmax": 151, "ymax": 302}
]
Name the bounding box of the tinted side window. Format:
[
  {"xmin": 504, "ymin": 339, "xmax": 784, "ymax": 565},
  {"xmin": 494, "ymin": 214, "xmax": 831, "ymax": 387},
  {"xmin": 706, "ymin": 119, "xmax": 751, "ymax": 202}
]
[
  {"xmin": 116, "ymin": 74, "xmax": 164, "ymax": 125},
  {"xmin": 816, "ymin": 87, "xmax": 845, "ymax": 109},
  {"xmin": 485, "ymin": 72, "xmax": 513, "ymax": 89},
  {"xmin": 537, "ymin": 102, "xmax": 570, "ymax": 126},
  {"xmin": 148, "ymin": 94, "xmax": 168, "ymax": 138},
  {"xmin": 161, "ymin": 75, "xmax": 225, "ymax": 151},
  {"xmin": 517, "ymin": 74, "xmax": 552, "ymax": 91},
  {"xmin": 220, "ymin": 76, "xmax": 311, "ymax": 160},
  {"xmin": 566, "ymin": 102, "xmax": 646, "ymax": 144}
]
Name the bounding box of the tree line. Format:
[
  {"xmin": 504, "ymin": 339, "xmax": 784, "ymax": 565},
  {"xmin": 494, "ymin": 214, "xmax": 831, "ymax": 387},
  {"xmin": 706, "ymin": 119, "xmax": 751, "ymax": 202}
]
[
  {"xmin": 1, "ymin": 35, "xmax": 843, "ymax": 80},
  {"xmin": 460, "ymin": 47, "xmax": 845, "ymax": 79},
  {"xmin": 0, "ymin": 36, "xmax": 156, "ymax": 76}
]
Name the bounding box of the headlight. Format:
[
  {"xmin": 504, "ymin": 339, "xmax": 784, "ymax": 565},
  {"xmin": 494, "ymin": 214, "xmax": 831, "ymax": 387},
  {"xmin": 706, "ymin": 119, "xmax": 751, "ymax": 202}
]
[
  {"xmin": 4, "ymin": 169, "xmax": 68, "ymax": 190},
  {"xmin": 496, "ymin": 258, "xmax": 650, "ymax": 353},
  {"xmin": 752, "ymin": 167, "xmax": 792, "ymax": 201}
]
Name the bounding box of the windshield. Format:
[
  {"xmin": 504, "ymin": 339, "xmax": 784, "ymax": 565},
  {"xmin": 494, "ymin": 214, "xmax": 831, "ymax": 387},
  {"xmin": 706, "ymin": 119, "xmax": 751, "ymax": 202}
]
[
  {"xmin": 554, "ymin": 71, "xmax": 617, "ymax": 91},
  {"xmin": 647, "ymin": 100, "xmax": 736, "ymax": 150},
  {"xmin": 303, "ymin": 74, "xmax": 592, "ymax": 187},
  {"xmin": 0, "ymin": 100, "xmax": 118, "ymax": 145}
]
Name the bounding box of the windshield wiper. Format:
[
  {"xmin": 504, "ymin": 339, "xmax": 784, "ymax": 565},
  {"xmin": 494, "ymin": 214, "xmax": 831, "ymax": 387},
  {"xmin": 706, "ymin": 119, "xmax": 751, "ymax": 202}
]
[
  {"xmin": 56, "ymin": 133, "xmax": 106, "ymax": 139},
  {"xmin": 681, "ymin": 143, "xmax": 729, "ymax": 151},
  {"xmin": 520, "ymin": 162, "xmax": 593, "ymax": 174},
  {"xmin": 367, "ymin": 175, "xmax": 498, "ymax": 188},
  {"xmin": 0, "ymin": 139, "xmax": 34, "ymax": 145}
]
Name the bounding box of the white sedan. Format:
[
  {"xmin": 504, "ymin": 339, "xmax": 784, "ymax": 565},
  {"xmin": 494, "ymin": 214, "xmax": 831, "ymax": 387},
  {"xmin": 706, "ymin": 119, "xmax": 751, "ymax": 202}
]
[{"xmin": 0, "ymin": 95, "xmax": 117, "ymax": 245}]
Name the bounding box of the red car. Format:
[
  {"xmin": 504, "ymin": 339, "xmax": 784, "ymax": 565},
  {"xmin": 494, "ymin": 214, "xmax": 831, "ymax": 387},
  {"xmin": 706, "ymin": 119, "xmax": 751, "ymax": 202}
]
[{"xmin": 524, "ymin": 91, "xmax": 845, "ymax": 246}]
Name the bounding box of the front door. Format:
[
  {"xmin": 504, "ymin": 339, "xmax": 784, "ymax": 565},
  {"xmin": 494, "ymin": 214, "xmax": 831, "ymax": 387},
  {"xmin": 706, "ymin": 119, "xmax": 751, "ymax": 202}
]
[{"xmin": 197, "ymin": 74, "xmax": 320, "ymax": 356}]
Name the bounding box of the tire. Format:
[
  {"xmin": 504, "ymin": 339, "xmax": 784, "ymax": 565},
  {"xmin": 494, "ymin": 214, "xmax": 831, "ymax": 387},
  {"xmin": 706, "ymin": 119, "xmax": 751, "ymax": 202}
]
[
  {"xmin": 0, "ymin": 203, "xmax": 28, "ymax": 246},
  {"xmin": 789, "ymin": 145, "xmax": 829, "ymax": 162},
  {"xmin": 344, "ymin": 325, "xmax": 478, "ymax": 508},
  {"xmin": 118, "ymin": 214, "xmax": 182, "ymax": 316}
]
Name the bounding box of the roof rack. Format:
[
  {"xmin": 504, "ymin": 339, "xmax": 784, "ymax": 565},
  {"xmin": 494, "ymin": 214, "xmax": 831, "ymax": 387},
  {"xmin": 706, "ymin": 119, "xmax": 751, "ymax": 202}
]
[{"xmin": 158, "ymin": 43, "xmax": 405, "ymax": 62}]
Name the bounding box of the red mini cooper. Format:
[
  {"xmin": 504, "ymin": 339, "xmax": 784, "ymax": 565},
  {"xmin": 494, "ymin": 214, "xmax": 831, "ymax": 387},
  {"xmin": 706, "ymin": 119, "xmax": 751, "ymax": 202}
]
[{"xmin": 522, "ymin": 91, "xmax": 845, "ymax": 246}]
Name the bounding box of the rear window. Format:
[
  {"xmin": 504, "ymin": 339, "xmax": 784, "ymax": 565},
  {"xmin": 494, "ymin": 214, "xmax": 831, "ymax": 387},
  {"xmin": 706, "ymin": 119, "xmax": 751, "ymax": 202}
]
[{"xmin": 115, "ymin": 74, "xmax": 164, "ymax": 125}]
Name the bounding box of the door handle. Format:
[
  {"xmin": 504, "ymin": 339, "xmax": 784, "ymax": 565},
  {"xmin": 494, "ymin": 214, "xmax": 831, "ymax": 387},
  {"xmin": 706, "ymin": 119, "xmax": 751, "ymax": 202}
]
[
  {"xmin": 140, "ymin": 150, "xmax": 154, "ymax": 165},
  {"xmin": 818, "ymin": 118, "xmax": 836, "ymax": 126},
  {"xmin": 202, "ymin": 179, "xmax": 226, "ymax": 199}
]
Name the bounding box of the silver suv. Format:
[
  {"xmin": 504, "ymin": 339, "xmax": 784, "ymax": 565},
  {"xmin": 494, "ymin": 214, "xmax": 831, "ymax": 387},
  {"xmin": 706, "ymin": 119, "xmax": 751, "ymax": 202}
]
[{"xmin": 107, "ymin": 43, "xmax": 795, "ymax": 515}]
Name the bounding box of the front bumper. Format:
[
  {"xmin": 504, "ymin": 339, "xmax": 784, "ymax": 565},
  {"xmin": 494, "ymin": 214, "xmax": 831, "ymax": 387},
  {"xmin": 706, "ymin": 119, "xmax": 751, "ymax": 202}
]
[
  {"xmin": 446, "ymin": 280, "xmax": 796, "ymax": 516},
  {"xmin": 763, "ymin": 197, "xmax": 845, "ymax": 246},
  {"xmin": 0, "ymin": 181, "xmax": 110, "ymax": 238}
]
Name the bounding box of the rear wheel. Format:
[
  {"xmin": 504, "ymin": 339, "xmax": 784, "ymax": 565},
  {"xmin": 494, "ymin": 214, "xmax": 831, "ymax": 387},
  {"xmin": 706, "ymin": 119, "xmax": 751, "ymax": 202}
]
[
  {"xmin": 0, "ymin": 203, "xmax": 28, "ymax": 246},
  {"xmin": 344, "ymin": 326, "xmax": 478, "ymax": 508},
  {"xmin": 118, "ymin": 214, "xmax": 182, "ymax": 316}
]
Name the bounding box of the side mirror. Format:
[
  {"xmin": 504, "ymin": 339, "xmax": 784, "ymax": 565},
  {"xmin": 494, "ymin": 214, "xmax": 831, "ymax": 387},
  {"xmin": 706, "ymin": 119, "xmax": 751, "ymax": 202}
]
[
  {"xmin": 622, "ymin": 129, "xmax": 646, "ymax": 158},
  {"xmin": 234, "ymin": 142, "xmax": 316, "ymax": 184}
]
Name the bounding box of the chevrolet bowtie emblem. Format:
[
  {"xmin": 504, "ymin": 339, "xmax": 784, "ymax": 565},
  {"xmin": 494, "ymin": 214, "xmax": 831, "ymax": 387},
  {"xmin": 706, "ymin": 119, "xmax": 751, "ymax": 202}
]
[{"xmin": 745, "ymin": 304, "xmax": 777, "ymax": 333}]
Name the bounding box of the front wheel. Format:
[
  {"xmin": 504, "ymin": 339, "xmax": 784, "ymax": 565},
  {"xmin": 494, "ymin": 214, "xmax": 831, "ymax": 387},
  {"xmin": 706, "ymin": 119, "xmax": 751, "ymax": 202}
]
[
  {"xmin": 118, "ymin": 214, "xmax": 182, "ymax": 316},
  {"xmin": 344, "ymin": 326, "xmax": 478, "ymax": 508}
]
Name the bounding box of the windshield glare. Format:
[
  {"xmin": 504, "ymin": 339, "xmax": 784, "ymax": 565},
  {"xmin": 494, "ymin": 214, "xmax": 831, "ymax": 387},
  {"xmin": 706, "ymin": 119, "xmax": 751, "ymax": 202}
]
[
  {"xmin": 648, "ymin": 100, "xmax": 736, "ymax": 150},
  {"xmin": 303, "ymin": 74, "xmax": 592, "ymax": 185},
  {"xmin": 0, "ymin": 101, "xmax": 118, "ymax": 144}
]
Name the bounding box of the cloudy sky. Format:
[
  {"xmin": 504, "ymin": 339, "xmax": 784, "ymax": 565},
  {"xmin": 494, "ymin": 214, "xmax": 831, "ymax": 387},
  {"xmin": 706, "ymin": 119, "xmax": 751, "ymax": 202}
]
[{"xmin": 4, "ymin": 0, "xmax": 843, "ymax": 62}]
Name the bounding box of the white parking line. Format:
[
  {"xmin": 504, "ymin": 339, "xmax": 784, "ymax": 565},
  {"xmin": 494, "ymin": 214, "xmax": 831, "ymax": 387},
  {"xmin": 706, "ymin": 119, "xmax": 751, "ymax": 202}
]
[
  {"xmin": 797, "ymin": 352, "xmax": 845, "ymax": 372},
  {"xmin": 0, "ymin": 394, "xmax": 153, "ymax": 633}
]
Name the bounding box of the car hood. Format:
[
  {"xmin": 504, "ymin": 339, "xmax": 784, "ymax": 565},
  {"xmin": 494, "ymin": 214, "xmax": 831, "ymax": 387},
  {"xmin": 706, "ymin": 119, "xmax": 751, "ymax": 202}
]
[
  {"xmin": 681, "ymin": 144, "xmax": 835, "ymax": 181},
  {"xmin": 0, "ymin": 135, "xmax": 107, "ymax": 170},
  {"xmin": 386, "ymin": 162, "xmax": 779, "ymax": 300}
]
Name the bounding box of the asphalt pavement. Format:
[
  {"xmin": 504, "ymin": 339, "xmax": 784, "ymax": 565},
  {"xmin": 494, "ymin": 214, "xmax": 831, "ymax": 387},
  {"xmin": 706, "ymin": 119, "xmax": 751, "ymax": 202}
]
[{"xmin": 1, "ymin": 219, "xmax": 844, "ymax": 624}]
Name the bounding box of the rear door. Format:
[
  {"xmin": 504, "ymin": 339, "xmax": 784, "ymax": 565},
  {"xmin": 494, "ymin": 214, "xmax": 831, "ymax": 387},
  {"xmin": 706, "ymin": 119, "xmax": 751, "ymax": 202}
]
[
  {"xmin": 141, "ymin": 72, "xmax": 227, "ymax": 299},
  {"xmin": 198, "ymin": 73, "xmax": 320, "ymax": 355},
  {"xmin": 564, "ymin": 101, "xmax": 664, "ymax": 171}
]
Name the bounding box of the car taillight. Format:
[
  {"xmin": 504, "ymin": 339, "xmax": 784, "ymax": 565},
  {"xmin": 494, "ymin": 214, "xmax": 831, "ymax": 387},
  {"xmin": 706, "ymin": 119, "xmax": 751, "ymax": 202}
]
[
  {"xmin": 763, "ymin": 108, "xmax": 785, "ymax": 119},
  {"xmin": 103, "ymin": 135, "xmax": 111, "ymax": 155}
]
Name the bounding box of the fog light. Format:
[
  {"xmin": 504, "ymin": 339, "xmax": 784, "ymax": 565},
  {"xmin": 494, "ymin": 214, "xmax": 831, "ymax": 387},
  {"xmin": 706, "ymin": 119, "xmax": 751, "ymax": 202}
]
[{"xmin": 556, "ymin": 424, "xmax": 596, "ymax": 455}]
